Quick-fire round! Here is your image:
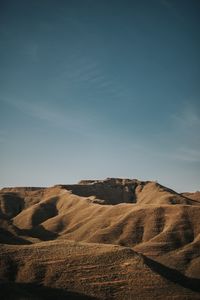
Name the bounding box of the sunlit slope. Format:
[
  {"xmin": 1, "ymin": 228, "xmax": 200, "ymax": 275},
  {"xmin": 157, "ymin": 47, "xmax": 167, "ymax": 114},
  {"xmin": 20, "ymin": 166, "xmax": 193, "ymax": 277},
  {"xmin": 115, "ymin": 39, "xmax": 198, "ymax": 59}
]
[
  {"xmin": 0, "ymin": 240, "xmax": 199, "ymax": 300},
  {"xmin": 1, "ymin": 178, "xmax": 200, "ymax": 283}
]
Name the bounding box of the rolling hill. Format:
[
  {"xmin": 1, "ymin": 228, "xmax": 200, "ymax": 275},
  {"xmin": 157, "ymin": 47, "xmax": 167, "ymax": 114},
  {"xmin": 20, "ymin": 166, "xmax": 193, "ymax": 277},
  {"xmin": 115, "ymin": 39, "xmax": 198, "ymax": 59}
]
[{"xmin": 0, "ymin": 178, "xmax": 200, "ymax": 299}]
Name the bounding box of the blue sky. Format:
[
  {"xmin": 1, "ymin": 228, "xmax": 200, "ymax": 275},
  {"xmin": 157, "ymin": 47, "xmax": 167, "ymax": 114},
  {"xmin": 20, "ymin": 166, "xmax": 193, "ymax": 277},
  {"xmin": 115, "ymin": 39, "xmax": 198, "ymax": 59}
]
[{"xmin": 0, "ymin": 0, "xmax": 200, "ymax": 191}]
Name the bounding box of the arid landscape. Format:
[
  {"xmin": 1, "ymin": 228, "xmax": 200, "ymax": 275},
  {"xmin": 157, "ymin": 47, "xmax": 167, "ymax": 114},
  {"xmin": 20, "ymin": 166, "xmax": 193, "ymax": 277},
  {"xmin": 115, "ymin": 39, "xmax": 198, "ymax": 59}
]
[
  {"xmin": 1, "ymin": 0, "xmax": 200, "ymax": 298},
  {"xmin": 0, "ymin": 178, "xmax": 200, "ymax": 299}
]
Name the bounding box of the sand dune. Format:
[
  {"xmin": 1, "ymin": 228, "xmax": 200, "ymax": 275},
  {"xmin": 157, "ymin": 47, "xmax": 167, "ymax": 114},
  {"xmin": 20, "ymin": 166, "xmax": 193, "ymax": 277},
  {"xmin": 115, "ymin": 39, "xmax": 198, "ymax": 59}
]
[{"xmin": 0, "ymin": 178, "xmax": 200, "ymax": 299}]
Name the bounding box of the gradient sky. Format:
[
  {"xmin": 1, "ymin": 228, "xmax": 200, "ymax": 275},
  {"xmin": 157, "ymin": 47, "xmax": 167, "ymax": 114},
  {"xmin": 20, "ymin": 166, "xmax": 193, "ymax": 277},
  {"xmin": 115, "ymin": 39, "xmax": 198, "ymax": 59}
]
[{"xmin": 0, "ymin": 0, "xmax": 200, "ymax": 192}]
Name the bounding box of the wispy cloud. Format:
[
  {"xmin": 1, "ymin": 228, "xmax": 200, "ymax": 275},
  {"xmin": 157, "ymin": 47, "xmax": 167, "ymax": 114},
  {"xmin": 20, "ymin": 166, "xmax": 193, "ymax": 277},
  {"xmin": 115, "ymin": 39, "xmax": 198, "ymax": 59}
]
[
  {"xmin": 59, "ymin": 54, "xmax": 128, "ymax": 101},
  {"xmin": 171, "ymin": 102, "xmax": 200, "ymax": 129},
  {"xmin": 51, "ymin": 16, "xmax": 129, "ymax": 101},
  {"xmin": 0, "ymin": 97, "xmax": 92, "ymax": 135},
  {"xmin": 168, "ymin": 147, "xmax": 200, "ymax": 163},
  {"xmin": 143, "ymin": 101, "xmax": 200, "ymax": 163},
  {"xmin": 168, "ymin": 102, "xmax": 200, "ymax": 162}
]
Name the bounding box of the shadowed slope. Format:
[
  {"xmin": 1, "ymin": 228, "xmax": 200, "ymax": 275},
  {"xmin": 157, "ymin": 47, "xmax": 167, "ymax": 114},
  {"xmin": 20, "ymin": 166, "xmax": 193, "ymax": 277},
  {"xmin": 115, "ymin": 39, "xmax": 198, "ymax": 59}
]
[
  {"xmin": 0, "ymin": 240, "xmax": 199, "ymax": 299},
  {"xmin": 0, "ymin": 193, "xmax": 24, "ymax": 219},
  {"xmin": 7, "ymin": 186, "xmax": 199, "ymax": 279},
  {"xmin": 55, "ymin": 178, "xmax": 196, "ymax": 205},
  {"xmin": 1, "ymin": 178, "xmax": 197, "ymax": 210},
  {"xmin": 0, "ymin": 282, "xmax": 98, "ymax": 300},
  {"xmin": 0, "ymin": 178, "xmax": 200, "ymax": 299},
  {"xmin": 182, "ymin": 191, "xmax": 200, "ymax": 203}
]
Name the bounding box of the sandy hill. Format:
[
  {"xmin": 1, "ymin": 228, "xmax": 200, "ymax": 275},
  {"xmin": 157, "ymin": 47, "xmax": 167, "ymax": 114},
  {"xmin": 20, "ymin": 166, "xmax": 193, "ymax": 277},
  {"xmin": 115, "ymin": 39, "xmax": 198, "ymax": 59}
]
[
  {"xmin": 0, "ymin": 178, "xmax": 200, "ymax": 299},
  {"xmin": 182, "ymin": 191, "xmax": 200, "ymax": 202},
  {"xmin": 0, "ymin": 240, "xmax": 200, "ymax": 300}
]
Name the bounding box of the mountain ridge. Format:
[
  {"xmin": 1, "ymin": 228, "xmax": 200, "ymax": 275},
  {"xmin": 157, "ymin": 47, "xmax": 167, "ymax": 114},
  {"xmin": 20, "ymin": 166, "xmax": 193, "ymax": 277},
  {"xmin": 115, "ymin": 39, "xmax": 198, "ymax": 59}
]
[{"xmin": 0, "ymin": 178, "xmax": 200, "ymax": 299}]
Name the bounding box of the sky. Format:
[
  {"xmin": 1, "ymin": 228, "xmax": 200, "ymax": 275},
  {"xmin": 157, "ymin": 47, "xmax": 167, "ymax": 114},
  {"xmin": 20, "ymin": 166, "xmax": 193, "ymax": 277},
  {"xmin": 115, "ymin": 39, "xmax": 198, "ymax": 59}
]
[{"xmin": 0, "ymin": 0, "xmax": 200, "ymax": 192}]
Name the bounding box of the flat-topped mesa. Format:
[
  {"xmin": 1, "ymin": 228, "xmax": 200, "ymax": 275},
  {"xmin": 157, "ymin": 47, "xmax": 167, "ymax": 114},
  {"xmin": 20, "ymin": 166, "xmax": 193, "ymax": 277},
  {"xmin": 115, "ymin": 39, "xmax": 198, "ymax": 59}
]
[
  {"xmin": 55, "ymin": 178, "xmax": 196, "ymax": 205},
  {"xmin": 78, "ymin": 178, "xmax": 139, "ymax": 185},
  {"xmin": 78, "ymin": 180, "xmax": 98, "ymax": 185},
  {"xmin": 56, "ymin": 178, "xmax": 151, "ymax": 205}
]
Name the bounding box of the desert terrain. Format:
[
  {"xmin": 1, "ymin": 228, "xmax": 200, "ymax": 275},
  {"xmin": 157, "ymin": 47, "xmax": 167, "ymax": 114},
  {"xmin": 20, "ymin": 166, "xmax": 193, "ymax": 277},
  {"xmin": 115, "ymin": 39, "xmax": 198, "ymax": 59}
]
[{"xmin": 0, "ymin": 178, "xmax": 200, "ymax": 299}]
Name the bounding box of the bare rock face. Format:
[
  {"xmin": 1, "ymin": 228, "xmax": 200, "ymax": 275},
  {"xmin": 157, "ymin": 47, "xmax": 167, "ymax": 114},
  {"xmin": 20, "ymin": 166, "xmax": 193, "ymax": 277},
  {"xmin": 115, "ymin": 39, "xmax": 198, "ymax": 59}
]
[
  {"xmin": 56, "ymin": 178, "xmax": 140, "ymax": 204},
  {"xmin": 55, "ymin": 177, "xmax": 195, "ymax": 205}
]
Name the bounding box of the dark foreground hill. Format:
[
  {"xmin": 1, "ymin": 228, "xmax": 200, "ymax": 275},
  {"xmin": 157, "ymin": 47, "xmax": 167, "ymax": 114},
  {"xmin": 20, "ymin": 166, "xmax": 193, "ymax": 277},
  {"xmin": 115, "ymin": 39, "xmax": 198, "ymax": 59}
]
[{"xmin": 0, "ymin": 178, "xmax": 200, "ymax": 299}]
